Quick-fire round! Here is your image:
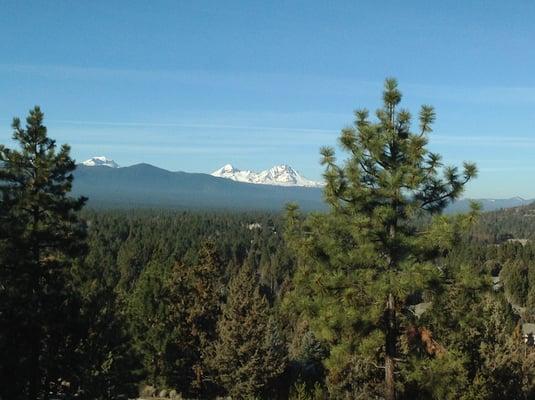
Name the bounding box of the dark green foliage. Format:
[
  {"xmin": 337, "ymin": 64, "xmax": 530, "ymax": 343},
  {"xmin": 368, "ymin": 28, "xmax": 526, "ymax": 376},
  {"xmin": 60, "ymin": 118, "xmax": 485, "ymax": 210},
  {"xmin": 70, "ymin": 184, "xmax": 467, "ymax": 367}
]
[
  {"xmin": 186, "ymin": 242, "xmax": 225, "ymax": 395},
  {"xmin": 75, "ymin": 206, "xmax": 534, "ymax": 399},
  {"xmin": 288, "ymin": 321, "xmax": 328, "ymax": 391},
  {"xmin": 71, "ymin": 255, "xmax": 141, "ymax": 399},
  {"xmin": 285, "ymin": 79, "xmax": 477, "ymax": 399},
  {"xmin": 127, "ymin": 241, "xmax": 225, "ymax": 397},
  {"xmin": 393, "ymin": 231, "xmax": 535, "ymax": 400},
  {"xmin": 210, "ymin": 262, "xmax": 288, "ymax": 399},
  {"xmin": 128, "ymin": 260, "xmax": 183, "ymax": 389},
  {"xmin": 501, "ymin": 260, "xmax": 529, "ymax": 306},
  {"xmin": 0, "ymin": 107, "xmax": 87, "ymax": 399}
]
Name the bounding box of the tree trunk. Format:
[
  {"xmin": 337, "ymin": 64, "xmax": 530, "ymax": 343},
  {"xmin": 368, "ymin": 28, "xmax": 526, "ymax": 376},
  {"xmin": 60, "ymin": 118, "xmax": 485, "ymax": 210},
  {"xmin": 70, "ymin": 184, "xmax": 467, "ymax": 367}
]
[
  {"xmin": 28, "ymin": 330, "xmax": 40, "ymax": 400},
  {"xmin": 385, "ymin": 206, "xmax": 398, "ymax": 400},
  {"xmin": 385, "ymin": 292, "xmax": 396, "ymax": 400},
  {"xmin": 29, "ymin": 200, "xmax": 41, "ymax": 400}
]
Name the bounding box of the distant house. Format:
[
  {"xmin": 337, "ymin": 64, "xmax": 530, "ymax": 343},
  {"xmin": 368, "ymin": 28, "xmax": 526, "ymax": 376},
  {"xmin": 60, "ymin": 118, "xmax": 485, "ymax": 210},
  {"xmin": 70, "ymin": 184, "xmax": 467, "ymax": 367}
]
[
  {"xmin": 246, "ymin": 222, "xmax": 262, "ymax": 230},
  {"xmin": 492, "ymin": 276, "xmax": 502, "ymax": 291},
  {"xmin": 506, "ymin": 238, "xmax": 529, "ymax": 246},
  {"xmin": 410, "ymin": 302, "xmax": 432, "ymax": 318},
  {"xmin": 522, "ymin": 323, "xmax": 535, "ymax": 346}
]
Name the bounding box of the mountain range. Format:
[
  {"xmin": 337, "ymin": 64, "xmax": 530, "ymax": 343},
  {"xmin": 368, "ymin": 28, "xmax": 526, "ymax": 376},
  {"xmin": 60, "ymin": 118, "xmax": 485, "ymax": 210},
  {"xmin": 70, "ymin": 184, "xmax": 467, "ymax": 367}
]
[
  {"xmin": 73, "ymin": 157, "xmax": 533, "ymax": 213},
  {"xmin": 445, "ymin": 197, "xmax": 533, "ymax": 213},
  {"xmin": 211, "ymin": 164, "xmax": 322, "ymax": 187},
  {"xmin": 73, "ymin": 162, "xmax": 324, "ymax": 211}
]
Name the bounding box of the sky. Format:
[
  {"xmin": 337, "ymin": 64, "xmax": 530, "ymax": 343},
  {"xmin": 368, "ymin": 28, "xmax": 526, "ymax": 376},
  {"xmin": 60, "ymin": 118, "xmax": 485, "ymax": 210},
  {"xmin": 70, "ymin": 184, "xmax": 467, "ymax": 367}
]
[{"xmin": 1, "ymin": 1, "xmax": 535, "ymax": 198}]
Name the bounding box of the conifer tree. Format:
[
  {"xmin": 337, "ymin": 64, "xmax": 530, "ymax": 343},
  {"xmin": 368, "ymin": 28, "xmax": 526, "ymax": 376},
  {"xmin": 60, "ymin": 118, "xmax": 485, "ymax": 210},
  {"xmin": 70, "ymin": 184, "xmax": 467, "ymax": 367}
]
[
  {"xmin": 71, "ymin": 252, "xmax": 141, "ymax": 399},
  {"xmin": 128, "ymin": 260, "xmax": 183, "ymax": 389},
  {"xmin": 285, "ymin": 79, "xmax": 477, "ymax": 399},
  {"xmin": 210, "ymin": 262, "xmax": 287, "ymax": 399},
  {"xmin": 128, "ymin": 241, "xmax": 224, "ymax": 397},
  {"xmin": 0, "ymin": 107, "xmax": 87, "ymax": 399},
  {"xmin": 185, "ymin": 241, "xmax": 224, "ymax": 395},
  {"xmin": 501, "ymin": 260, "xmax": 529, "ymax": 306}
]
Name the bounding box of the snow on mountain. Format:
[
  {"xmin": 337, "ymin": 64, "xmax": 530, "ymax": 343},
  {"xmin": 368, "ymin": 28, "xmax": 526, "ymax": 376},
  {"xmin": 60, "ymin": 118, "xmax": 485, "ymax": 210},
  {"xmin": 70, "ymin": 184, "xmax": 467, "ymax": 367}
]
[
  {"xmin": 212, "ymin": 164, "xmax": 256, "ymax": 183},
  {"xmin": 211, "ymin": 164, "xmax": 322, "ymax": 187},
  {"xmin": 81, "ymin": 156, "xmax": 119, "ymax": 168}
]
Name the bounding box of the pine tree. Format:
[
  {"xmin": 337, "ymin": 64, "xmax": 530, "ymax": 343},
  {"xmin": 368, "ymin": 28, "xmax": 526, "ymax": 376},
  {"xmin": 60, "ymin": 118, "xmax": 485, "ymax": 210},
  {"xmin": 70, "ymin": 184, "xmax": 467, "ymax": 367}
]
[
  {"xmin": 71, "ymin": 253, "xmax": 141, "ymax": 399},
  {"xmin": 127, "ymin": 241, "xmax": 224, "ymax": 397},
  {"xmin": 210, "ymin": 262, "xmax": 287, "ymax": 399},
  {"xmin": 185, "ymin": 241, "xmax": 224, "ymax": 396},
  {"xmin": 128, "ymin": 260, "xmax": 182, "ymax": 389},
  {"xmin": 0, "ymin": 107, "xmax": 87, "ymax": 399},
  {"xmin": 285, "ymin": 79, "xmax": 477, "ymax": 399},
  {"xmin": 501, "ymin": 260, "xmax": 529, "ymax": 306}
]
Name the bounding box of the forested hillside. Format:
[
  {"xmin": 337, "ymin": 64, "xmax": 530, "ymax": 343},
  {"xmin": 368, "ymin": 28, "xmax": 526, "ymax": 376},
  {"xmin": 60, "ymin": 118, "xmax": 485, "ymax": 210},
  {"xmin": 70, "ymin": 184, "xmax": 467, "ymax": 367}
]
[
  {"xmin": 4, "ymin": 207, "xmax": 532, "ymax": 399},
  {"xmin": 471, "ymin": 203, "xmax": 535, "ymax": 241}
]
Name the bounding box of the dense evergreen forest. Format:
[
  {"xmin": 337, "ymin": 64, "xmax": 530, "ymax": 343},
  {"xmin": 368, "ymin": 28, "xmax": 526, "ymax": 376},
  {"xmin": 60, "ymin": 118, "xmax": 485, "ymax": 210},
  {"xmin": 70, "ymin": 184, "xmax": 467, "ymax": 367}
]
[
  {"xmin": 1, "ymin": 81, "xmax": 535, "ymax": 399},
  {"xmin": 3, "ymin": 207, "xmax": 535, "ymax": 399}
]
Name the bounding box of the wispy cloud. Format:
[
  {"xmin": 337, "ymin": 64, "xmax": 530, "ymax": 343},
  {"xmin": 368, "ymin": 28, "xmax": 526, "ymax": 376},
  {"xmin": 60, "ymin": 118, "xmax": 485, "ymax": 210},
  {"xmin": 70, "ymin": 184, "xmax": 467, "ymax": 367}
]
[
  {"xmin": 432, "ymin": 134, "xmax": 535, "ymax": 147},
  {"xmin": 479, "ymin": 166, "xmax": 535, "ymax": 172},
  {"xmin": 49, "ymin": 119, "xmax": 337, "ymax": 135},
  {"xmin": 51, "ymin": 120, "xmax": 535, "ymax": 149},
  {"xmin": 4, "ymin": 63, "xmax": 535, "ymax": 106},
  {"xmin": 71, "ymin": 143, "xmax": 274, "ymax": 155},
  {"xmin": 6, "ymin": 118, "xmax": 534, "ymax": 151}
]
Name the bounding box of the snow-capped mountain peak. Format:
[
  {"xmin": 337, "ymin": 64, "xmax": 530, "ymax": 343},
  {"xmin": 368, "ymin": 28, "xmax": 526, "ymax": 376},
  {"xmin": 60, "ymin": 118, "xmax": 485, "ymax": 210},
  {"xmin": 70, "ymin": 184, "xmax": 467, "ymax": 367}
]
[
  {"xmin": 211, "ymin": 164, "xmax": 322, "ymax": 187},
  {"xmin": 82, "ymin": 156, "xmax": 119, "ymax": 168},
  {"xmin": 214, "ymin": 164, "xmax": 239, "ymax": 174}
]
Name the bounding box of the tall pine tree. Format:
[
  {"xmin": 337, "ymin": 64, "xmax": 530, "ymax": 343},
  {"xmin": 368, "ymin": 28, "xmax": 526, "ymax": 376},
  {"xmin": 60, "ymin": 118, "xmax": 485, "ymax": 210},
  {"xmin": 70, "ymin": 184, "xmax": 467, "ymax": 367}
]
[
  {"xmin": 185, "ymin": 241, "xmax": 224, "ymax": 396},
  {"xmin": 0, "ymin": 107, "xmax": 87, "ymax": 399},
  {"xmin": 210, "ymin": 262, "xmax": 287, "ymax": 399},
  {"xmin": 285, "ymin": 79, "xmax": 477, "ymax": 399}
]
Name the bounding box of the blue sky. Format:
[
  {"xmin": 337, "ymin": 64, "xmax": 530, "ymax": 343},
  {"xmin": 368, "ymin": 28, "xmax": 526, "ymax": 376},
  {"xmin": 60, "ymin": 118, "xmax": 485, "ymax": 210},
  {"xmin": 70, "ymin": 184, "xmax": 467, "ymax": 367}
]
[{"xmin": 1, "ymin": 1, "xmax": 535, "ymax": 198}]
